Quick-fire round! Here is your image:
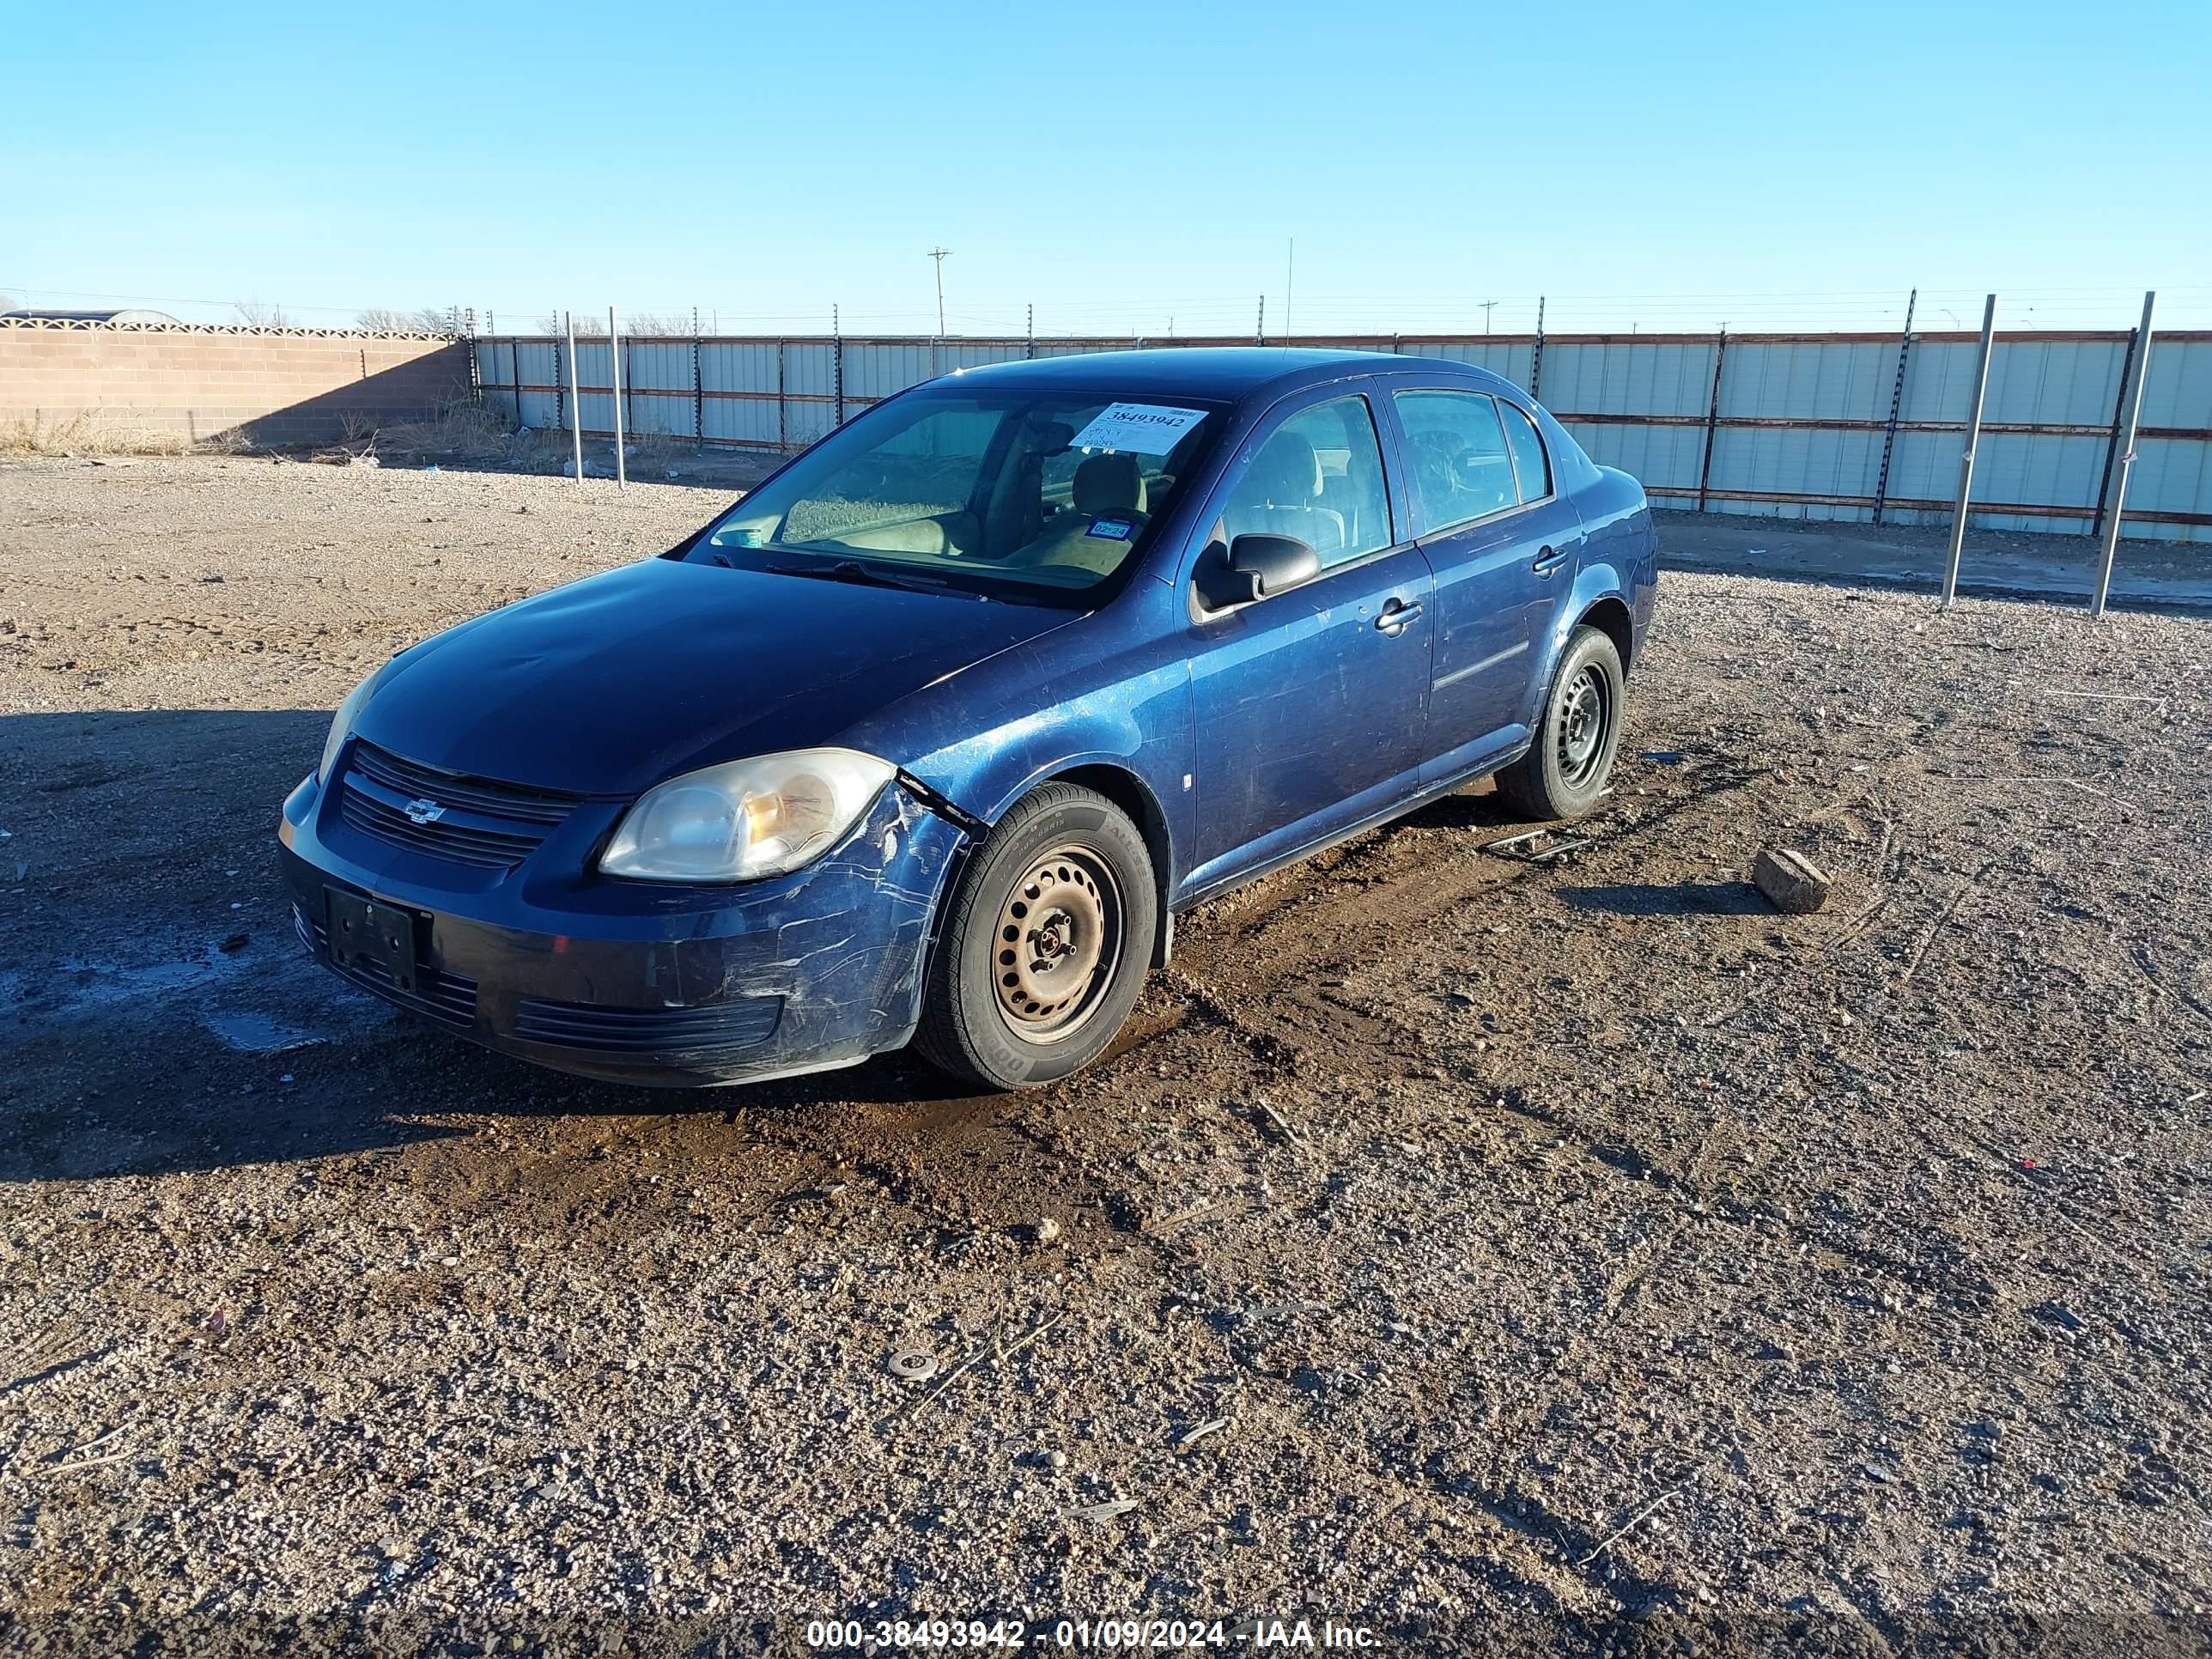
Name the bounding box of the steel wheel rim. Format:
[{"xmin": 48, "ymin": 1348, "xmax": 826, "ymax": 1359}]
[
  {"xmin": 1556, "ymin": 665, "xmax": 1610, "ymax": 786},
  {"xmin": 991, "ymin": 842, "xmax": 1124, "ymax": 1043}
]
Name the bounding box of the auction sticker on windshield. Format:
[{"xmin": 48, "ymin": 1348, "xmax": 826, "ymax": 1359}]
[{"xmin": 1070, "ymin": 403, "xmax": 1207, "ymax": 453}]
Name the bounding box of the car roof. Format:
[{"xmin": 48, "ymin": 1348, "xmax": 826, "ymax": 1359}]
[{"xmin": 941, "ymin": 346, "xmax": 1503, "ymax": 405}]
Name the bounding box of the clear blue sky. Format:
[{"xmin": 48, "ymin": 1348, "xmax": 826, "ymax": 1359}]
[{"xmin": 5, "ymin": 0, "xmax": 2207, "ymax": 335}]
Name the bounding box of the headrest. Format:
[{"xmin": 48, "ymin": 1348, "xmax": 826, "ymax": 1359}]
[
  {"xmin": 1249, "ymin": 430, "xmax": 1322, "ymax": 505},
  {"xmin": 1074, "ymin": 451, "xmax": 1146, "ymax": 517}
]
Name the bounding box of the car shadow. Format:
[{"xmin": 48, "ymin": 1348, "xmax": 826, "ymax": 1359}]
[
  {"xmin": 1556, "ymin": 880, "xmax": 1768, "ymax": 916},
  {"xmin": 0, "ymin": 706, "xmax": 987, "ymax": 1186}
]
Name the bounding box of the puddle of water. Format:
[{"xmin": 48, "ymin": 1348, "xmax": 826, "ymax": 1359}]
[
  {"xmin": 56, "ymin": 949, "xmax": 253, "ymax": 1011},
  {"xmin": 203, "ymin": 1011, "xmax": 327, "ymax": 1054},
  {"xmin": 47, "ymin": 941, "xmax": 371, "ymax": 1038}
]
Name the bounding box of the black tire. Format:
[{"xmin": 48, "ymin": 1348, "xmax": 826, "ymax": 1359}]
[
  {"xmin": 913, "ymin": 782, "xmax": 1158, "ymax": 1091},
  {"xmin": 1496, "ymin": 624, "xmax": 1627, "ymax": 821}
]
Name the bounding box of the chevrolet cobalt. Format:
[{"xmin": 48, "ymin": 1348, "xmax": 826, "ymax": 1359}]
[{"xmin": 279, "ymin": 349, "xmax": 1657, "ymax": 1090}]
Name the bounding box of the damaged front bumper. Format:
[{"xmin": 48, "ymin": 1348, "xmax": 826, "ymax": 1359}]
[{"xmin": 277, "ymin": 775, "xmax": 968, "ymax": 1088}]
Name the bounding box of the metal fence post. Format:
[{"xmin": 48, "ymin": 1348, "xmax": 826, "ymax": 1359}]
[
  {"xmin": 691, "ymin": 307, "xmax": 703, "ymax": 447},
  {"xmin": 2091, "ymin": 290, "xmax": 2157, "ymax": 618},
  {"xmin": 1696, "ymin": 327, "xmax": 1728, "ymax": 513},
  {"xmin": 609, "ymin": 305, "xmax": 627, "ymax": 489},
  {"xmin": 2091, "ymin": 313, "xmax": 2146, "ymax": 545},
  {"xmin": 511, "ymin": 336, "xmax": 524, "ymax": 428},
  {"xmin": 1870, "ymin": 287, "xmax": 1916, "ymax": 525},
  {"xmin": 1255, "ymin": 295, "xmax": 1265, "ymax": 346},
  {"xmin": 1529, "ymin": 295, "xmax": 1546, "ymax": 399},
  {"xmin": 1025, "ymin": 303, "xmax": 1034, "ymax": 361},
  {"xmin": 776, "ymin": 337, "xmax": 787, "ymax": 450},
  {"xmin": 832, "ymin": 306, "xmax": 845, "ymax": 428},
  {"xmin": 1939, "ymin": 294, "xmax": 1997, "ymax": 610},
  {"xmin": 564, "ymin": 312, "xmax": 583, "ymax": 488}
]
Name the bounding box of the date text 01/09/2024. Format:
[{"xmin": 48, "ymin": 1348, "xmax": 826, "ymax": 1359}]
[{"xmin": 803, "ymin": 1619, "xmax": 1382, "ymax": 1650}]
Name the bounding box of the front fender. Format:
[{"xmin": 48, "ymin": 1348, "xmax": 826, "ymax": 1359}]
[{"xmin": 899, "ymin": 653, "xmax": 1193, "ymax": 890}]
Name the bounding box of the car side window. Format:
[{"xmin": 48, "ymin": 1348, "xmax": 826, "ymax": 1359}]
[
  {"xmin": 1392, "ymin": 390, "xmax": 1518, "ymax": 532},
  {"xmin": 1497, "ymin": 398, "xmax": 1553, "ymax": 502},
  {"xmin": 1217, "ymin": 394, "xmax": 1392, "ymax": 569}
]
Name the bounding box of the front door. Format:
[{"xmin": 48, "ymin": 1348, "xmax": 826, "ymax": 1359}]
[
  {"xmin": 1386, "ymin": 387, "xmax": 1586, "ymax": 784},
  {"xmin": 1182, "ymin": 391, "xmax": 1434, "ymax": 896}
]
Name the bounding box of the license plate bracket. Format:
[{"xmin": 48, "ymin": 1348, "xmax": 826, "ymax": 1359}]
[{"xmin": 325, "ymin": 888, "xmax": 422, "ymax": 994}]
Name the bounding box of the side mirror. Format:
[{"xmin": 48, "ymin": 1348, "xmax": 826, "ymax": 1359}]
[{"xmin": 1195, "ymin": 532, "xmax": 1321, "ymax": 610}]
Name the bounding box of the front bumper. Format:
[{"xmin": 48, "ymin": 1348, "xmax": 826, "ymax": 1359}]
[{"xmin": 277, "ymin": 770, "xmax": 967, "ymax": 1088}]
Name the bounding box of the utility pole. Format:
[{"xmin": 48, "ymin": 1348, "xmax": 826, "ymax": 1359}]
[
  {"xmin": 1285, "ymin": 238, "xmax": 1295, "ymax": 340},
  {"xmin": 928, "ymin": 247, "xmax": 951, "ymax": 337},
  {"xmin": 1480, "ymin": 300, "xmax": 1498, "ymax": 334}
]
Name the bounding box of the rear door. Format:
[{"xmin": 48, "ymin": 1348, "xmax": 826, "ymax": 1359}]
[
  {"xmin": 1180, "ymin": 388, "xmax": 1434, "ymax": 897},
  {"xmin": 1384, "ymin": 386, "xmax": 1585, "ymax": 785}
]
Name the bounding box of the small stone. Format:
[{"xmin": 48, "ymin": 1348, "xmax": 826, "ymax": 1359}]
[
  {"xmin": 1030, "ymin": 1218, "xmax": 1063, "ymax": 1245},
  {"xmin": 1048, "ymin": 1449, "xmax": 1068, "ymax": 1469},
  {"xmin": 1067, "ymin": 1498, "xmax": 1139, "ymax": 1522},
  {"xmin": 1753, "ymin": 847, "xmax": 1832, "ymax": 915},
  {"xmin": 887, "ymin": 1347, "xmax": 939, "ymax": 1382}
]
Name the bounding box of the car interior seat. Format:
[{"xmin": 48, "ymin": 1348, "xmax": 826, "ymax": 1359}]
[
  {"xmin": 1237, "ymin": 430, "xmax": 1346, "ymax": 556},
  {"xmin": 1005, "ymin": 451, "xmax": 1151, "ymax": 576},
  {"xmin": 1073, "ymin": 451, "xmax": 1147, "ymax": 521}
]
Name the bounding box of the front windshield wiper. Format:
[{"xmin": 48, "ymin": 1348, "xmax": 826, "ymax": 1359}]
[{"xmin": 764, "ymin": 559, "xmax": 967, "ymax": 597}]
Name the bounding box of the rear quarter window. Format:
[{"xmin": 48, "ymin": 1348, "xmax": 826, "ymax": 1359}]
[{"xmin": 1497, "ymin": 399, "xmax": 1553, "ymax": 501}]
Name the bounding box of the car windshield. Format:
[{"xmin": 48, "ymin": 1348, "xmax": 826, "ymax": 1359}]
[{"xmin": 685, "ymin": 388, "xmax": 1223, "ymax": 604}]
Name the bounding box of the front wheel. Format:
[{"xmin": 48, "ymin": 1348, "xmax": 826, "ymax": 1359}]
[
  {"xmin": 1496, "ymin": 624, "xmax": 1627, "ymax": 821},
  {"xmin": 914, "ymin": 782, "xmax": 1158, "ymax": 1091}
]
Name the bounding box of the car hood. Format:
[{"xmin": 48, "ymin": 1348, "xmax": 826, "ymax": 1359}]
[{"xmin": 352, "ymin": 556, "xmax": 1081, "ymax": 796}]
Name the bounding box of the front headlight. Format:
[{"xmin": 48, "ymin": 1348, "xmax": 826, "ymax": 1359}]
[
  {"xmin": 599, "ymin": 748, "xmax": 896, "ymax": 883},
  {"xmin": 319, "ymin": 668, "xmax": 385, "ymax": 783}
]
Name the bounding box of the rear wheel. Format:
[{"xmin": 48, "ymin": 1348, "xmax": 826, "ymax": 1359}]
[
  {"xmin": 1496, "ymin": 624, "xmax": 1626, "ymax": 820},
  {"xmin": 914, "ymin": 782, "xmax": 1157, "ymax": 1091}
]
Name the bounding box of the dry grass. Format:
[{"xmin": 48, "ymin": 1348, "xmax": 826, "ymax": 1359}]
[
  {"xmin": 0, "ymin": 410, "xmax": 195, "ymax": 458},
  {"xmin": 374, "ymin": 398, "xmax": 519, "ymax": 459},
  {"xmin": 1, "ymin": 399, "xmax": 706, "ymax": 475}
]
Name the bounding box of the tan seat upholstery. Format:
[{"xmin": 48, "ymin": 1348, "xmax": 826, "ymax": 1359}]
[
  {"xmin": 1232, "ymin": 430, "xmax": 1345, "ymax": 556},
  {"xmin": 1006, "ymin": 452, "xmax": 1153, "ymax": 577},
  {"xmin": 1073, "ymin": 451, "xmax": 1146, "ymax": 519}
]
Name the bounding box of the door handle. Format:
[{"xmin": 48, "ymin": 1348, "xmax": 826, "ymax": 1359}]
[
  {"xmin": 1532, "ymin": 544, "xmax": 1571, "ymax": 577},
  {"xmin": 1375, "ymin": 599, "xmax": 1423, "ymax": 635}
]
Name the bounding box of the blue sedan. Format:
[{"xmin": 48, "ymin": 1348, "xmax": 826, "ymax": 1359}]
[{"xmin": 278, "ymin": 349, "xmax": 1657, "ymax": 1091}]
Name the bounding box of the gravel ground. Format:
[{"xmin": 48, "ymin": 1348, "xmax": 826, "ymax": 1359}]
[{"xmin": 3, "ymin": 456, "xmax": 2210, "ymax": 1656}]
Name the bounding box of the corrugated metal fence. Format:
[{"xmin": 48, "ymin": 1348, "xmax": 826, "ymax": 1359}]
[{"xmin": 474, "ymin": 328, "xmax": 2212, "ymax": 543}]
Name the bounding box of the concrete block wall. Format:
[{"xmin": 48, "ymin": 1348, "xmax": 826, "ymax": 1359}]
[{"xmin": 0, "ymin": 323, "xmax": 471, "ymax": 446}]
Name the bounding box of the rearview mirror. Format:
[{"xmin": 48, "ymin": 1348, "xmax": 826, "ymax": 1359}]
[{"xmin": 1195, "ymin": 532, "xmax": 1321, "ymax": 610}]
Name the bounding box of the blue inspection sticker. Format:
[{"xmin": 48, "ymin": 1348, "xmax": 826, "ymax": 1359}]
[{"xmin": 1085, "ymin": 518, "xmax": 1135, "ymax": 541}]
